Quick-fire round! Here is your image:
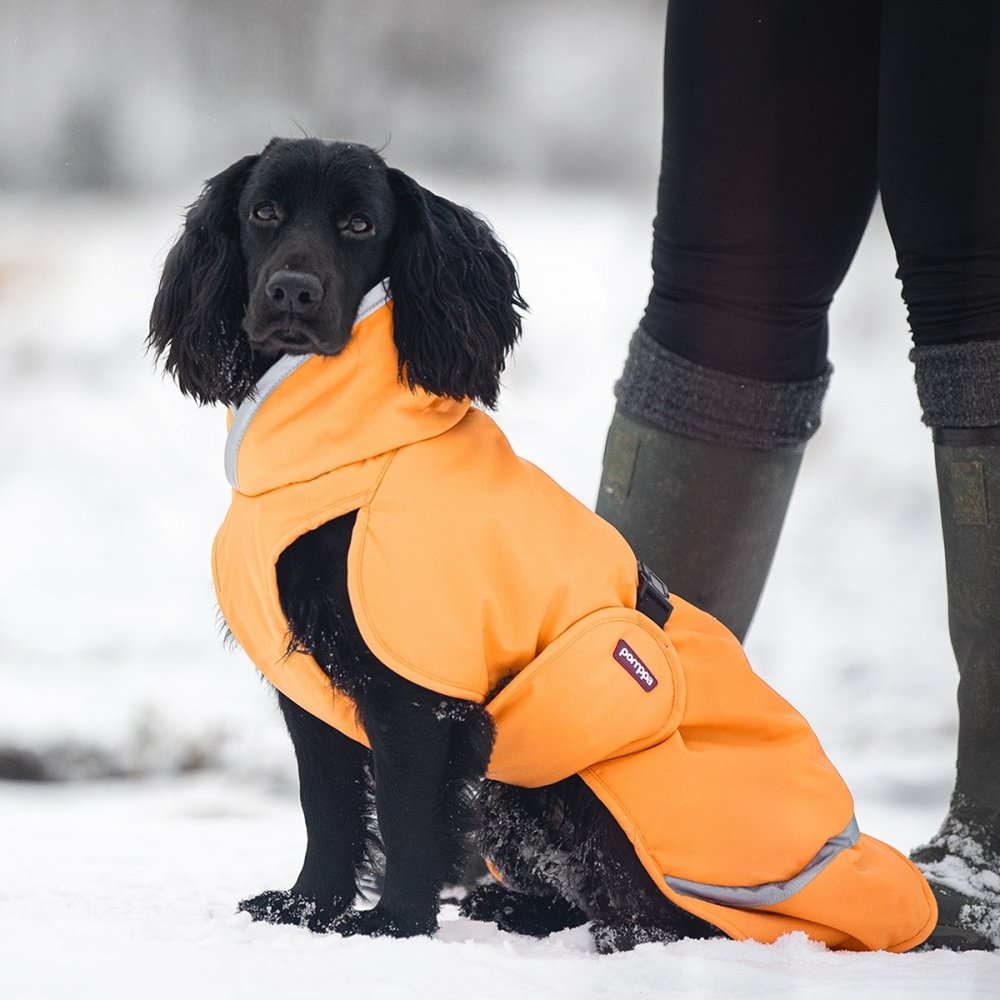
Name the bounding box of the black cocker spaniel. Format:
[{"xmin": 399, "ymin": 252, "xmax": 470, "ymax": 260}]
[{"xmin": 148, "ymin": 138, "xmax": 713, "ymax": 951}]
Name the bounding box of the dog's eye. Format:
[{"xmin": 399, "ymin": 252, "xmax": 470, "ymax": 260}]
[
  {"xmin": 250, "ymin": 201, "xmax": 280, "ymax": 223},
  {"xmin": 343, "ymin": 215, "xmax": 373, "ymax": 236}
]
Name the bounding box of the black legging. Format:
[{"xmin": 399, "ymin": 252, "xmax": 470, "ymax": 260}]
[{"xmin": 642, "ymin": 0, "xmax": 1000, "ymax": 383}]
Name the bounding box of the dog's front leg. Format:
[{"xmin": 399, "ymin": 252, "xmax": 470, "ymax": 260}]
[
  {"xmin": 239, "ymin": 692, "xmax": 371, "ymax": 931},
  {"xmin": 335, "ymin": 688, "xmax": 493, "ymax": 939}
]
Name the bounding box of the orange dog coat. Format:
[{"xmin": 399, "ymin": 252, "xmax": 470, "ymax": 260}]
[{"xmin": 213, "ymin": 284, "xmax": 936, "ymax": 951}]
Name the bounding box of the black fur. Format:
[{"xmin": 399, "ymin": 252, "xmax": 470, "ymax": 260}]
[
  {"xmin": 150, "ymin": 138, "xmax": 715, "ymax": 948},
  {"xmin": 467, "ymin": 777, "xmax": 715, "ymax": 952},
  {"xmin": 149, "ymin": 153, "xmax": 259, "ymax": 406},
  {"xmin": 149, "ymin": 138, "xmax": 525, "ymax": 408},
  {"xmin": 264, "ymin": 513, "xmax": 495, "ymax": 937}
]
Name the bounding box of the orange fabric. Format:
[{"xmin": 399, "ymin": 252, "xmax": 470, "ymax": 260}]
[
  {"xmin": 347, "ymin": 407, "xmax": 639, "ymax": 701},
  {"xmin": 656, "ymin": 833, "xmax": 938, "ymax": 952},
  {"xmin": 212, "ymin": 288, "xmax": 935, "ymax": 951},
  {"xmin": 485, "ymin": 607, "xmax": 686, "ymax": 786}
]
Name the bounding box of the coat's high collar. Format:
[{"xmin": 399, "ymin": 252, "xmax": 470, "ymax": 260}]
[{"xmin": 224, "ymin": 282, "xmax": 471, "ymax": 495}]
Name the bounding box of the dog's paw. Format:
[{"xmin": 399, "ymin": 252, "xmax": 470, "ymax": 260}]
[
  {"xmin": 460, "ymin": 883, "xmax": 587, "ymax": 937},
  {"xmin": 334, "ymin": 904, "xmax": 437, "ymax": 939},
  {"xmin": 237, "ymin": 889, "xmax": 344, "ymax": 932},
  {"xmin": 589, "ymin": 917, "xmax": 678, "ymax": 954}
]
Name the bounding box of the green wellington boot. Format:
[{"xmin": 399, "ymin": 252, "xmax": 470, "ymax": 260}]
[
  {"xmin": 600, "ymin": 327, "xmax": 829, "ymax": 642},
  {"xmin": 912, "ymin": 428, "xmax": 1000, "ymax": 951},
  {"xmin": 596, "ymin": 408, "xmax": 803, "ymax": 643}
]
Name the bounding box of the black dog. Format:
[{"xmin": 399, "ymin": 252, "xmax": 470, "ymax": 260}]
[{"xmin": 149, "ymin": 138, "xmax": 714, "ymax": 950}]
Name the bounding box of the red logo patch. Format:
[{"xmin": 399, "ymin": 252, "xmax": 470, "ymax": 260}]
[{"xmin": 613, "ymin": 639, "xmax": 658, "ymax": 691}]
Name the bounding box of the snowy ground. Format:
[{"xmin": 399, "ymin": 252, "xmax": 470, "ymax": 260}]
[{"xmin": 1, "ymin": 182, "xmax": 996, "ymax": 997}]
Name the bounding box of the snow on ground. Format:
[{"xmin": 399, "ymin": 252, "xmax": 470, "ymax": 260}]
[{"xmin": 0, "ymin": 183, "xmax": 996, "ymax": 997}]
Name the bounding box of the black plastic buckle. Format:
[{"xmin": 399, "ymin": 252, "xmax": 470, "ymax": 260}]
[{"xmin": 636, "ymin": 560, "xmax": 673, "ymax": 627}]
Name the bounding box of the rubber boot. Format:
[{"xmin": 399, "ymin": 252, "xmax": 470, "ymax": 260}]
[
  {"xmin": 912, "ymin": 428, "xmax": 1000, "ymax": 951},
  {"xmin": 596, "ymin": 408, "xmax": 803, "ymax": 642}
]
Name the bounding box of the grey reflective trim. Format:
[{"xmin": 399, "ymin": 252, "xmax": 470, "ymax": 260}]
[
  {"xmin": 223, "ymin": 282, "xmax": 392, "ymax": 490},
  {"xmin": 664, "ymin": 816, "xmax": 861, "ymax": 910},
  {"xmin": 224, "ymin": 354, "xmax": 311, "ymax": 489},
  {"xmin": 356, "ymin": 279, "xmax": 391, "ymax": 323}
]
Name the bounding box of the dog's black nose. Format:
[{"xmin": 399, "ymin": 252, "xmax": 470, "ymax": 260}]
[{"xmin": 265, "ymin": 270, "xmax": 324, "ymax": 310}]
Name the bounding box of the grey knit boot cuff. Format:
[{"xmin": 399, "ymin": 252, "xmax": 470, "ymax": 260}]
[
  {"xmin": 911, "ymin": 339, "xmax": 1000, "ymax": 428},
  {"xmin": 614, "ymin": 325, "xmax": 832, "ymax": 449}
]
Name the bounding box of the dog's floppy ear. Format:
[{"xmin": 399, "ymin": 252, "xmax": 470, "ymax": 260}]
[
  {"xmin": 386, "ymin": 168, "xmax": 527, "ymax": 409},
  {"xmin": 148, "ymin": 154, "xmax": 259, "ymax": 406}
]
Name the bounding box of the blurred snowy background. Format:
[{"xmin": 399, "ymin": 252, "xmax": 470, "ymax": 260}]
[{"xmin": 1, "ymin": 2, "xmax": 991, "ymax": 996}]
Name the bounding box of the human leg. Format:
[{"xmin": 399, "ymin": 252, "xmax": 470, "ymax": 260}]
[
  {"xmin": 598, "ymin": 0, "xmax": 880, "ymax": 639},
  {"xmin": 879, "ymin": 0, "xmax": 1000, "ymax": 948},
  {"xmin": 907, "ymin": 401, "xmax": 1000, "ymax": 950}
]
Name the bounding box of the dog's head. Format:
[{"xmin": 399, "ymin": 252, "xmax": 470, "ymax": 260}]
[{"xmin": 148, "ymin": 138, "xmax": 526, "ymax": 408}]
